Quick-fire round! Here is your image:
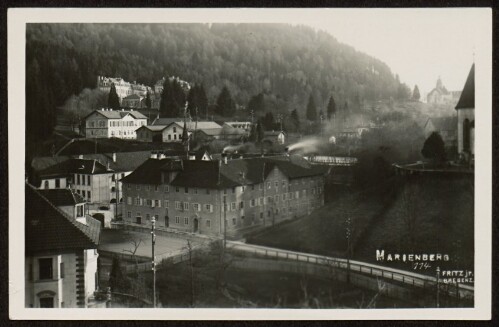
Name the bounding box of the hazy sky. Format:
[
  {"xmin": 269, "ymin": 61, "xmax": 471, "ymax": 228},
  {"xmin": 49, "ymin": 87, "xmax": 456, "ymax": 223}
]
[{"xmin": 295, "ymin": 9, "xmax": 482, "ymax": 95}]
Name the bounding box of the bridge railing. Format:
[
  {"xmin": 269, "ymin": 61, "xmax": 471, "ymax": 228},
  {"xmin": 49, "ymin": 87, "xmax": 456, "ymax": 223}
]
[{"xmin": 227, "ymin": 241, "xmax": 473, "ymax": 300}]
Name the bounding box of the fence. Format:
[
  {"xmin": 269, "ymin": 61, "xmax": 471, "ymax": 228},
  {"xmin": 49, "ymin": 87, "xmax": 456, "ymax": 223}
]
[{"xmin": 227, "ymin": 241, "xmax": 474, "ymax": 301}]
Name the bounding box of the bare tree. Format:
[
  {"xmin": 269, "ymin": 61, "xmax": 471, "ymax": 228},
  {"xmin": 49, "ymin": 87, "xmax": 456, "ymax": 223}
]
[{"xmin": 122, "ymin": 231, "xmax": 144, "ymax": 275}]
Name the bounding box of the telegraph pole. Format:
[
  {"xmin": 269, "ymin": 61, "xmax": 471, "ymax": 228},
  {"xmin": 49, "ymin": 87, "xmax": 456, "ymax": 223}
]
[
  {"xmin": 223, "ymin": 193, "xmax": 227, "ymax": 252},
  {"xmin": 151, "ymin": 217, "xmax": 156, "ymax": 308},
  {"xmin": 346, "ymin": 217, "xmax": 351, "ymax": 284},
  {"xmin": 436, "ymin": 266, "xmax": 440, "ymax": 308}
]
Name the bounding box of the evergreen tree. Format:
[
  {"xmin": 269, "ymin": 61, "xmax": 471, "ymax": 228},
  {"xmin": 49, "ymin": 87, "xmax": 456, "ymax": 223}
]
[
  {"xmin": 108, "ymin": 256, "xmax": 129, "ymax": 293},
  {"xmin": 256, "ymin": 120, "xmax": 264, "ymax": 142},
  {"xmin": 197, "ymin": 84, "xmax": 209, "ymax": 119},
  {"xmin": 248, "ymin": 123, "xmax": 257, "ymax": 142},
  {"xmin": 262, "ymin": 112, "xmax": 275, "ymax": 130},
  {"xmin": 412, "ymin": 85, "xmax": 421, "ymax": 101},
  {"xmin": 327, "ymin": 95, "xmax": 336, "ymax": 120},
  {"xmin": 306, "ymin": 94, "xmax": 317, "ymax": 122},
  {"xmin": 290, "ymin": 109, "xmax": 300, "ymax": 131},
  {"xmin": 172, "ymin": 79, "xmax": 186, "ymax": 111},
  {"xmin": 108, "ymin": 83, "xmax": 120, "ymax": 110},
  {"xmin": 421, "ymin": 132, "xmax": 446, "ymax": 162},
  {"xmin": 159, "ymin": 78, "xmax": 179, "ymax": 118},
  {"xmin": 145, "ymin": 91, "xmax": 152, "ymax": 109},
  {"xmin": 247, "ymin": 93, "xmax": 265, "ymax": 114},
  {"xmin": 186, "ymin": 85, "xmax": 197, "ymax": 117},
  {"xmin": 181, "ymin": 120, "xmax": 189, "ymax": 143},
  {"xmin": 216, "ymin": 86, "xmax": 236, "ymax": 117}
]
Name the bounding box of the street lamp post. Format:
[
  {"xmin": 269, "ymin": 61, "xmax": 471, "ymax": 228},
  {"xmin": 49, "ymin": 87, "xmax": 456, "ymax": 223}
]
[{"xmin": 151, "ymin": 217, "xmax": 156, "ymax": 308}]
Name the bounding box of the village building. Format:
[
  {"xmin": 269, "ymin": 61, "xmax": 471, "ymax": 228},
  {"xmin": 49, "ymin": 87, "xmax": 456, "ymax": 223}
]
[
  {"xmin": 426, "ymin": 77, "xmax": 462, "ymax": 105},
  {"xmin": 83, "ymin": 109, "xmax": 147, "ymax": 139},
  {"xmin": 121, "ymin": 94, "xmax": 144, "ymax": 109},
  {"xmin": 455, "ymin": 64, "xmax": 475, "ymax": 158},
  {"xmin": 263, "ymin": 131, "xmax": 286, "ymax": 145},
  {"xmin": 31, "ymin": 152, "xmax": 154, "ymax": 211},
  {"xmin": 423, "ymin": 116, "xmax": 458, "ymax": 151},
  {"xmin": 25, "ymin": 184, "xmax": 101, "ymax": 308},
  {"xmin": 224, "ymin": 121, "xmax": 252, "ymax": 132},
  {"xmin": 146, "ymin": 120, "xmax": 224, "ymax": 143},
  {"xmin": 97, "ymin": 76, "xmax": 152, "ymax": 102},
  {"xmin": 120, "ymin": 154, "xmax": 328, "ymax": 236}
]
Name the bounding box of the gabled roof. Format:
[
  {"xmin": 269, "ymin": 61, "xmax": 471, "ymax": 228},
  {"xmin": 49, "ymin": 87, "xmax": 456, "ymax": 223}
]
[
  {"xmin": 136, "ymin": 125, "xmax": 168, "ymax": 132},
  {"xmin": 38, "ymin": 158, "xmax": 112, "ymax": 178},
  {"xmin": 85, "ymin": 109, "xmax": 147, "ymax": 120},
  {"xmin": 455, "ymin": 64, "xmax": 475, "ymax": 110},
  {"xmin": 264, "ymin": 131, "xmax": 285, "ymax": 137},
  {"xmin": 26, "ymin": 184, "xmax": 100, "ymax": 254},
  {"xmin": 125, "ymin": 155, "xmax": 328, "ymax": 189},
  {"xmin": 120, "ymin": 158, "xmax": 183, "ymax": 185},
  {"xmin": 38, "ymin": 189, "xmax": 86, "ymax": 206}
]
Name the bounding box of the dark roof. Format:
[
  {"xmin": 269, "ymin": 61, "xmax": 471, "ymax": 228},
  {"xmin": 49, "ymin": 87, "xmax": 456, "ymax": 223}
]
[
  {"xmin": 127, "ymin": 155, "xmax": 328, "ymax": 189},
  {"xmin": 120, "ymin": 158, "xmax": 183, "ymax": 185},
  {"xmin": 26, "ymin": 184, "xmax": 100, "ymax": 254},
  {"xmin": 455, "ymin": 64, "xmax": 475, "ymax": 109},
  {"xmin": 38, "ymin": 158, "xmax": 112, "ymax": 178},
  {"xmin": 38, "ymin": 189, "xmax": 86, "ymax": 206}
]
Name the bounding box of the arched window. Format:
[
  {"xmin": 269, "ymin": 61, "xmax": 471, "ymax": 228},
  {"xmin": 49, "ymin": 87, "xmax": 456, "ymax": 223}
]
[{"xmin": 463, "ymin": 119, "xmax": 471, "ymax": 152}]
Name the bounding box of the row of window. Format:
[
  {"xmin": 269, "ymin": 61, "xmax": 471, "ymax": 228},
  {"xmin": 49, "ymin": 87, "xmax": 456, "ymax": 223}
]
[
  {"xmin": 75, "ymin": 189, "xmax": 91, "ymax": 201},
  {"xmin": 87, "ymin": 120, "xmax": 146, "ymax": 128},
  {"xmin": 125, "ymin": 180, "xmax": 322, "ymax": 195},
  {"xmin": 74, "ymin": 174, "xmax": 91, "ymax": 186}
]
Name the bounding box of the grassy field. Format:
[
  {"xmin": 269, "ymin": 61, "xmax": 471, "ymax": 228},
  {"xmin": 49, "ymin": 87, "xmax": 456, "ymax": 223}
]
[{"xmin": 247, "ymin": 174, "xmax": 474, "ymax": 274}]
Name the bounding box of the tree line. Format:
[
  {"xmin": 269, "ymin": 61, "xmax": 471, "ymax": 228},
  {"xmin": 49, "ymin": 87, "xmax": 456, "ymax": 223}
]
[{"xmin": 26, "ymin": 23, "xmax": 412, "ymax": 143}]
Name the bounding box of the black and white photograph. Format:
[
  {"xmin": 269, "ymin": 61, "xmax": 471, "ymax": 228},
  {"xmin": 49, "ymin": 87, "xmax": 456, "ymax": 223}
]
[{"xmin": 8, "ymin": 7, "xmax": 492, "ymax": 320}]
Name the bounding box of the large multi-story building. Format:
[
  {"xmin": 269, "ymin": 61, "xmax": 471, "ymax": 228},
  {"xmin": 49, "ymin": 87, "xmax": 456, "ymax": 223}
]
[
  {"xmin": 25, "ymin": 184, "xmax": 101, "ymax": 308},
  {"xmin": 120, "ymin": 153, "xmax": 328, "ymax": 236},
  {"xmin": 97, "ymin": 76, "xmax": 152, "ymax": 101},
  {"xmin": 84, "ymin": 109, "xmax": 147, "ymax": 139}
]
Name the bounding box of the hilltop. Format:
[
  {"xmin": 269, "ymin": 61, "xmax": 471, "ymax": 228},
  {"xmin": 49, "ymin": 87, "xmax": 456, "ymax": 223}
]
[{"xmin": 26, "ymin": 23, "xmax": 411, "ymax": 143}]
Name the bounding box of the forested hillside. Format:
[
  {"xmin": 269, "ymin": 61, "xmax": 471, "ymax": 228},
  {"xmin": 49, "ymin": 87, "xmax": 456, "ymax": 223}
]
[{"xmin": 26, "ymin": 23, "xmax": 411, "ymax": 141}]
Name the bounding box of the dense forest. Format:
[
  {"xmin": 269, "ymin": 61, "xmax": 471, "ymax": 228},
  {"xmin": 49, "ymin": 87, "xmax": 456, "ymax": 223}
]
[{"xmin": 26, "ymin": 23, "xmax": 411, "ymax": 142}]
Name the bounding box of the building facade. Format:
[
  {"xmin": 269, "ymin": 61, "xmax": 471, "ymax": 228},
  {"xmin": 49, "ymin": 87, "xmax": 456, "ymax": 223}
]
[
  {"xmin": 455, "ymin": 64, "xmax": 475, "ymax": 157},
  {"xmin": 120, "ymin": 154, "xmax": 327, "ymax": 236},
  {"xmin": 25, "ymin": 184, "xmax": 101, "ymax": 308},
  {"xmin": 84, "ymin": 109, "xmax": 147, "ymax": 139}
]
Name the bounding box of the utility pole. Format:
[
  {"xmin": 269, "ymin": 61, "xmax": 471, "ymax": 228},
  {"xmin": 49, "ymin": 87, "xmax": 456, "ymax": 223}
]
[
  {"xmin": 346, "ymin": 217, "xmax": 351, "ymax": 284},
  {"xmin": 262, "ymin": 162, "xmax": 266, "ymax": 227},
  {"xmin": 223, "ymin": 192, "xmax": 227, "ymax": 252},
  {"xmin": 151, "ymin": 217, "xmax": 156, "ymax": 308},
  {"xmin": 436, "ymin": 266, "xmax": 440, "ymax": 308}
]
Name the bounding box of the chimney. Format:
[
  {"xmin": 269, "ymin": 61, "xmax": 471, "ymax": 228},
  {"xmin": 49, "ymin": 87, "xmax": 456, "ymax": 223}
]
[
  {"xmin": 221, "ymin": 152, "xmax": 228, "ymax": 165},
  {"xmin": 112, "ymin": 153, "xmax": 116, "ymax": 162}
]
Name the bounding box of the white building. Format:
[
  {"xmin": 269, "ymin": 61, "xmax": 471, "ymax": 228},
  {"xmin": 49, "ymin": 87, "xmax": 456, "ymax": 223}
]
[
  {"xmin": 455, "ymin": 64, "xmax": 475, "ymax": 157},
  {"xmin": 25, "ymin": 184, "xmax": 102, "ymax": 308},
  {"xmin": 97, "ymin": 76, "xmax": 152, "ymax": 102},
  {"xmin": 84, "ymin": 109, "xmax": 147, "ymax": 139}
]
